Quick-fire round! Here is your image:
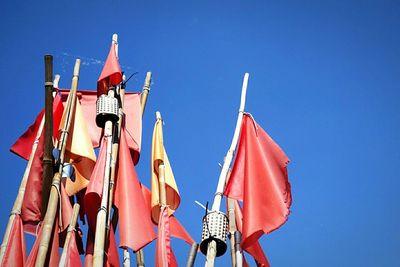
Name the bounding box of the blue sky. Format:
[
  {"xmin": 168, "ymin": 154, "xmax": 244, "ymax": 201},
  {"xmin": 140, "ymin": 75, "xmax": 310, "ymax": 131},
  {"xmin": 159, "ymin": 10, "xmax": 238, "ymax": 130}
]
[{"xmin": 0, "ymin": 1, "xmax": 399, "ymax": 266}]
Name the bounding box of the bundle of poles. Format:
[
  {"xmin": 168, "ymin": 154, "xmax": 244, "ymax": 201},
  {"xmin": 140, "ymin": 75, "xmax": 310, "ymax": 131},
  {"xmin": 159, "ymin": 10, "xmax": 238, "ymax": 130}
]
[{"xmin": 0, "ymin": 33, "xmax": 255, "ymax": 267}]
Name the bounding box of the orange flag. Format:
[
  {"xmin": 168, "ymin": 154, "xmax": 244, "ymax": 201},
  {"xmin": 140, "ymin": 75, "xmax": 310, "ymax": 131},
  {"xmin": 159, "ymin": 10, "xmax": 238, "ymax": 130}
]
[
  {"xmin": 114, "ymin": 127, "xmax": 156, "ymax": 251},
  {"xmin": 0, "ymin": 215, "xmax": 26, "ymax": 267},
  {"xmin": 225, "ymin": 114, "xmax": 291, "ymax": 249},
  {"xmin": 97, "ymin": 42, "xmax": 122, "ymax": 96},
  {"xmin": 59, "ymin": 90, "xmax": 96, "ymax": 196},
  {"xmin": 151, "ymin": 117, "xmax": 180, "ymax": 223}
]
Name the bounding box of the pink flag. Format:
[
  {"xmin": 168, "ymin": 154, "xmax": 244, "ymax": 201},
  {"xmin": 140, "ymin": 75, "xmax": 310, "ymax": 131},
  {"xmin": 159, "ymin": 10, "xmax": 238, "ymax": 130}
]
[
  {"xmin": 97, "ymin": 42, "xmax": 122, "ymax": 96},
  {"xmin": 155, "ymin": 207, "xmax": 177, "ymax": 267}
]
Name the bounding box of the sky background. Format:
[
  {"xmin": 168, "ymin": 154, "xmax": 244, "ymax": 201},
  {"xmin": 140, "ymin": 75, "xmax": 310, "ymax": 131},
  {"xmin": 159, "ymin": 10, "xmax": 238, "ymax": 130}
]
[{"xmin": 0, "ymin": 1, "xmax": 399, "ymax": 266}]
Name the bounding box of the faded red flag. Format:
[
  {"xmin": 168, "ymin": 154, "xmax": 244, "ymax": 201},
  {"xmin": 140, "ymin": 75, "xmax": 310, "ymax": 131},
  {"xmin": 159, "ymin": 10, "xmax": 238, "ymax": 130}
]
[
  {"xmin": 84, "ymin": 137, "xmax": 108, "ymax": 234},
  {"xmin": 64, "ymin": 230, "xmax": 82, "ymax": 267},
  {"xmin": 156, "ymin": 206, "xmax": 177, "ymax": 267},
  {"xmin": 0, "ymin": 215, "xmax": 26, "ymax": 267},
  {"xmin": 97, "ymin": 42, "xmax": 122, "ymax": 96},
  {"xmin": 224, "ymin": 114, "xmax": 291, "ymax": 250},
  {"xmin": 58, "ymin": 90, "xmax": 142, "ymax": 164},
  {"xmin": 25, "ymin": 216, "xmax": 60, "ymax": 267},
  {"xmin": 114, "ymin": 127, "xmax": 156, "ymax": 251}
]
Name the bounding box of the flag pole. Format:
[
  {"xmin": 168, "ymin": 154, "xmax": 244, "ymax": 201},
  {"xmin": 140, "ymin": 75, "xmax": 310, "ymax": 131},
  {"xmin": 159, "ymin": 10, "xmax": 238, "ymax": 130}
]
[
  {"xmin": 35, "ymin": 59, "xmax": 81, "ymax": 267},
  {"xmin": 93, "ymin": 34, "xmax": 119, "ymax": 266},
  {"xmin": 59, "ymin": 203, "xmax": 80, "ymax": 266},
  {"xmin": 41, "ymin": 55, "xmax": 55, "ymax": 218},
  {"xmin": 134, "ymin": 72, "xmax": 153, "ymax": 267},
  {"xmin": 204, "ymin": 73, "xmax": 249, "ymax": 267},
  {"xmin": 0, "ymin": 108, "xmax": 45, "ymax": 264},
  {"xmin": 185, "ymin": 243, "xmax": 199, "ymax": 267}
]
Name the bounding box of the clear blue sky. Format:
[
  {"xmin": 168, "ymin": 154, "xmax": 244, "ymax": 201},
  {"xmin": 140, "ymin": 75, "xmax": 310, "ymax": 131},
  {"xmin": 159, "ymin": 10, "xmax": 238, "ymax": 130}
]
[{"xmin": 0, "ymin": 1, "xmax": 399, "ymax": 266}]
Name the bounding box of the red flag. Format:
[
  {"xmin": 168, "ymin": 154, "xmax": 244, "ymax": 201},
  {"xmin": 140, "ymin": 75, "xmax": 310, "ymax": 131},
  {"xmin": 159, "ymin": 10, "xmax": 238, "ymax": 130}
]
[
  {"xmin": 156, "ymin": 207, "xmax": 177, "ymax": 267},
  {"xmin": 97, "ymin": 43, "xmax": 122, "ymax": 96},
  {"xmin": 224, "ymin": 114, "xmax": 291, "ymax": 249},
  {"xmin": 58, "ymin": 90, "xmax": 142, "ymax": 164},
  {"xmin": 84, "ymin": 227, "xmax": 120, "ymax": 267},
  {"xmin": 114, "ymin": 128, "xmax": 156, "ymax": 251},
  {"xmin": 84, "ymin": 137, "xmax": 108, "ymax": 234},
  {"xmin": 234, "ymin": 200, "xmax": 269, "ymax": 267},
  {"xmin": 0, "ymin": 215, "xmax": 26, "ymax": 267},
  {"xmin": 16, "ymin": 95, "xmax": 64, "ymax": 234},
  {"xmin": 64, "ymin": 230, "xmax": 82, "ymax": 267},
  {"xmin": 25, "ymin": 217, "xmax": 60, "ymax": 267},
  {"xmin": 140, "ymin": 184, "xmax": 193, "ymax": 246},
  {"xmin": 169, "ymin": 216, "xmax": 194, "ymax": 246},
  {"xmin": 10, "ymin": 94, "xmax": 64, "ymax": 160}
]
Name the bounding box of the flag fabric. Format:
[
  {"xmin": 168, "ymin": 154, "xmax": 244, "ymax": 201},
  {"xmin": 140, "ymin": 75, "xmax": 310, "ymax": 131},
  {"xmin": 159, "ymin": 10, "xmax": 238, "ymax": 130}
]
[
  {"xmin": 141, "ymin": 184, "xmax": 193, "ymax": 245},
  {"xmin": 169, "ymin": 216, "xmax": 195, "ymax": 246},
  {"xmin": 0, "ymin": 215, "xmax": 26, "ymax": 267},
  {"xmin": 97, "ymin": 42, "xmax": 122, "ymax": 96},
  {"xmin": 10, "ymin": 94, "xmax": 64, "ymax": 160},
  {"xmin": 64, "ymin": 230, "xmax": 82, "ymax": 267},
  {"xmin": 84, "ymin": 227, "xmax": 120, "ymax": 267},
  {"xmin": 58, "ymin": 90, "xmax": 142, "ymax": 164},
  {"xmin": 12, "ymin": 95, "xmax": 64, "ymax": 234},
  {"xmin": 155, "ymin": 206, "xmax": 177, "ymax": 267},
  {"xmin": 113, "ymin": 127, "xmax": 156, "ymax": 251},
  {"xmin": 59, "ymin": 89, "xmax": 96, "ymax": 196},
  {"xmin": 224, "ymin": 114, "xmax": 291, "ymax": 250},
  {"xmin": 84, "ymin": 137, "xmax": 108, "ymax": 234},
  {"xmin": 25, "ymin": 216, "xmax": 60, "ymax": 267},
  {"xmin": 233, "ymin": 200, "xmax": 269, "ymax": 267},
  {"xmin": 151, "ymin": 118, "xmax": 180, "ymax": 223}
]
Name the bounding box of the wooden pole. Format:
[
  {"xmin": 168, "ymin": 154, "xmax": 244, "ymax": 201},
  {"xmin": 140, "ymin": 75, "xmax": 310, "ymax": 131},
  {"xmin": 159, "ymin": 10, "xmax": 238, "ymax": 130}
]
[
  {"xmin": 93, "ymin": 34, "xmax": 119, "ymax": 266},
  {"xmin": 227, "ymin": 198, "xmax": 237, "ymax": 267},
  {"xmin": 35, "ymin": 59, "xmax": 81, "ymax": 267},
  {"xmin": 185, "ymin": 243, "xmax": 199, "ymax": 267},
  {"xmin": 41, "ymin": 55, "xmax": 54, "ymax": 219},
  {"xmin": 0, "ymin": 115, "xmax": 45, "ymax": 264},
  {"xmin": 205, "ymin": 73, "xmax": 249, "ymax": 267},
  {"xmin": 140, "ymin": 72, "xmax": 152, "ymax": 115},
  {"xmin": 59, "ymin": 203, "xmax": 80, "ymax": 266},
  {"xmin": 134, "ymin": 72, "xmax": 153, "ymax": 267}
]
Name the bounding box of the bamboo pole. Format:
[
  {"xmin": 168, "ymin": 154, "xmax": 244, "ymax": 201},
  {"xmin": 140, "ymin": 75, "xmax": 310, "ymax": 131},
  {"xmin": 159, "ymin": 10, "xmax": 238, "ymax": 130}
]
[
  {"xmin": 41, "ymin": 55, "xmax": 55, "ymax": 218},
  {"xmin": 134, "ymin": 72, "xmax": 153, "ymax": 267},
  {"xmin": 0, "ymin": 115, "xmax": 45, "ymax": 264},
  {"xmin": 59, "ymin": 203, "xmax": 80, "ymax": 266},
  {"xmin": 185, "ymin": 243, "xmax": 199, "ymax": 267},
  {"xmin": 35, "ymin": 59, "xmax": 81, "ymax": 267},
  {"xmin": 205, "ymin": 73, "xmax": 249, "ymax": 267},
  {"xmin": 92, "ymin": 33, "xmax": 120, "ymax": 267},
  {"xmin": 227, "ymin": 198, "xmax": 237, "ymax": 267},
  {"xmin": 140, "ymin": 72, "xmax": 152, "ymax": 115}
]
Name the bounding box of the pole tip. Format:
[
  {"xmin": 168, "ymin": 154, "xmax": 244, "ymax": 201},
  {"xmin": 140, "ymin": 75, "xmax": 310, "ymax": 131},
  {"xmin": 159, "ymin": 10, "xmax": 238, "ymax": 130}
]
[
  {"xmin": 112, "ymin": 34, "xmax": 118, "ymax": 44},
  {"xmin": 156, "ymin": 111, "xmax": 162, "ymax": 120},
  {"xmin": 73, "ymin": 59, "xmax": 81, "ymax": 76}
]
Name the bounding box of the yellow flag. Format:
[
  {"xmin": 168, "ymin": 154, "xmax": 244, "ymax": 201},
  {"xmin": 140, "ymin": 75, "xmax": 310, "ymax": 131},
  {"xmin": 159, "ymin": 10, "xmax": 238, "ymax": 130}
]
[
  {"xmin": 151, "ymin": 116, "xmax": 180, "ymax": 223},
  {"xmin": 59, "ymin": 91, "xmax": 96, "ymax": 196}
]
